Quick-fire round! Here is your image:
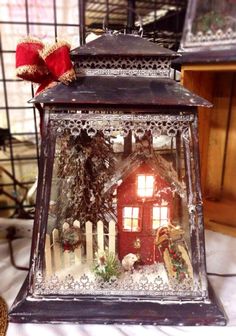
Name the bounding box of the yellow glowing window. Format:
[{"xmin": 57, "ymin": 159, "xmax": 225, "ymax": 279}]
[
  {"xmin": 152, "ymin": 206, "xmax": 169, "ymax": 229},
  {"xmin": 137, "ymin": 175, "xmax": 154, "ymax": 197},
  {"xmin": 123, "ymin": 207, "xmax": 140, "ymax": 232}
]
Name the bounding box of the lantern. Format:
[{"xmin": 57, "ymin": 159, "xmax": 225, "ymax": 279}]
[
  {"xmin": 9, "ymin": 33, "xmax": 226, "ymax": 325},
  {"xmin": 180, "ymin": 0, "xmax": 236, "ymax": 53}
]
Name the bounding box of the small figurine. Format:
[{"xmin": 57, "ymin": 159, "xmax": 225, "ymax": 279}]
[{"xmin": 121, "ymin": 253, "xmax": 138, "ymax": 272}]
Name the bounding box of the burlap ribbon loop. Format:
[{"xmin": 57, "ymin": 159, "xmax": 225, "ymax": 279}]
[{"xmin": 15, "ymin": 37, "xmax": 76, "ymax": 95}]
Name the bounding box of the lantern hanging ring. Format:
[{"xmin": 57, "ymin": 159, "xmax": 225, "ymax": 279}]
[{"xmin": 102, "ymin": 5, "xmax": 143, "ymax": 37}]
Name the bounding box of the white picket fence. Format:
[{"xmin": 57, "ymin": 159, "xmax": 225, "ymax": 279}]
[{"xmin": 45, "ymin": 219, "xmax": 116, "ymax": 277}]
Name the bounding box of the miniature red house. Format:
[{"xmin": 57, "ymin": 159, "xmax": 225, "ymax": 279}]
[
  {"xmin": 117, "ymin": 163, "xmax": 172, "ymax": 264},
  {"xmin": 115, "ymin": 148, "xmax": 183, "ymax": 265}
]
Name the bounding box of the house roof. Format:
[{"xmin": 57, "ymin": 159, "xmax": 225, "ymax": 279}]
[{"xmin": 105, "ymin": 147, "xmax": 186, "ymax": 199}]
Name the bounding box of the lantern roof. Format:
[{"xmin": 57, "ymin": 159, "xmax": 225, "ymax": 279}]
[
  {"xmin": 70, "ymin": 33, "xmax": 178, "ymax": 59},
  {"xmin": 30, "ymin": 76, "xmax": 211, "ymax": 108},
  {"xmin": 31, "ymin": 33, "xmax": 212, "ymax": 108}
]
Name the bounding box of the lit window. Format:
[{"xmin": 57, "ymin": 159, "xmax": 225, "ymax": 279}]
[
  {"xmin": 123, "ymin": 207, "xmax": 140, "ymax": 232},
  {"xmin": 152, "ymin": 206, "xmax": 169, "ymax": 229},
  {"xmin": 137, "ymin": 175, "xmax": 154, "ymax": 197}
]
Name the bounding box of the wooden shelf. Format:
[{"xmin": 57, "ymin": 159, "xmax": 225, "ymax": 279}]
[{"xmin": 181, "ymin": 63, "xmax": 236, "ymax": 236}]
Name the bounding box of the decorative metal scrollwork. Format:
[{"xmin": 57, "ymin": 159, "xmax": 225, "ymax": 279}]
[
  {"xmin": 186, "ymin": 28, "xmax": 236, "ymax": 47},
  {"xmin": 33, "ymin": 268, "xmax": 200, "ymax": 297},
  {"xmin": 49, "ymin": 113, "xmax": 193, "ymax": 139},
  {"xmin": 75, "ymin": 56, "xmax": 171, "ymax": 78}
]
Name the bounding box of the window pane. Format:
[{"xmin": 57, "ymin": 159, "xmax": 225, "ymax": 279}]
[
  {"xmin": 146, "ymin": 175, "xmax": 154, "ymax": 188},
  {"xmin": 132, "ymin": 219, "xmax": 139, "ymax": 231},
  {"xmin": 138, "ymin": 175, "xmax": 154, "ymax": 197},
  {"xmin": 153, "ymin": 220, "xmax": 160, "ymax": 229},
  {"xmin": 161, "ymin": 207, "xmax": 168, "ymax": 219},
  {"xmin": 138, "ymin": 175, "xmax": 145, "ymax": 188},
  {"xmin": 145, "ymin": 188, "xmax": 153, "ymax": 197},
  {"xmin": 124, "ymin": 218, "xmax": 131, "ymax": 230},
  {"xmin": 132, "ymin": 207, "xmax": 139, "ymax": 218},
  {"xmin": 124, "ymin": 207, "xmax": 132, "ymax": 218},
  {"xmin": 153, "ymin": 206, "xmax": 160, "ymax": 219}
]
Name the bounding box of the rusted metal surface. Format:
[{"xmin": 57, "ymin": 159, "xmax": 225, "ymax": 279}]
[
  {"xmin": 30, "ymin": 77, "xmax": 211, "ymax": 107},
  {"xmin": 70, "ymin": 33, "xmax": 179, "ymax": 58},
  {"xmin": 9, "ymin": 277, "xmax": 227, "ymax": 325}
]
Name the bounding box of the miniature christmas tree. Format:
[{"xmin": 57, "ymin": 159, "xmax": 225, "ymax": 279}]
[{"xmin": 56, "ymin": 130, "xmax": 115, "ymax": 231}]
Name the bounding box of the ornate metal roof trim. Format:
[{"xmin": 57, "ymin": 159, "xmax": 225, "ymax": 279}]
[
  {"xmin": 74, "ymin": 55, "xmax": 171, "ymax": 78},
  {"xmin": 49, "ymin": 113, "xmax": 193, "ymax": 139},
  {"xmin": 185, "ymin": 28, "xmax": 236, "ymax": 48}
]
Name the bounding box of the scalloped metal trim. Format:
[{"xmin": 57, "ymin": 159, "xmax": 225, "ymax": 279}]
[{"xmin": 49, "ymin": 113, "xmax": 193, "ymax": 139}]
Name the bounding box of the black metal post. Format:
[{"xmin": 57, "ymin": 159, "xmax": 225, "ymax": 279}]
[
  {"xmin": 127, "ymin": 0, "xmax": 136, "ymax": 34},
  {"xmin": 124, "ymin": 1, "xmax": 136, "ymax": 156},
  {"xmin": 79, "ymin": 0, "xmax": 86, "ymax": 45}
]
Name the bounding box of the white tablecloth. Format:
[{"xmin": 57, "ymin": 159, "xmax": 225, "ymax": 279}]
[{"xmin": 1, "ymin": 230, "xmax": 236, "ymax": 335}]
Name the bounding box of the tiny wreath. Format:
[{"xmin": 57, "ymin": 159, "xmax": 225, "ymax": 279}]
[{"xmin": 61, "ymin": 226, "xmax": 82, "ymax": 252}]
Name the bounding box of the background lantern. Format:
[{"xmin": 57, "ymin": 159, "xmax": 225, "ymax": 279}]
[{"xmin": 9, "ymin": 32, "xmax": 226, "ymax": 325}]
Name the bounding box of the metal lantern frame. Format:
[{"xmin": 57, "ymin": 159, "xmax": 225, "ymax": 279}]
[{"xmin": 9, "ymin": 33, "xmax": 226, "ymax": 326}]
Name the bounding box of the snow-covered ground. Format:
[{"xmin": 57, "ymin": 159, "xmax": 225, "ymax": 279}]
[{"xmin": 50, "ymin": 261, "xmax": 169, "ymax": 294}]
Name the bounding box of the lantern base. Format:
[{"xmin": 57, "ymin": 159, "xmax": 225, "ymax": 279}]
[{"xmin": 9, "ymin": 277, "xmax": 227, "ymax": 326}]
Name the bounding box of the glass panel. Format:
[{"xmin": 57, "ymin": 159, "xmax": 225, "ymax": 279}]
[
  {"xmin": 132, "ymin": 207, "xmax": 139, "ymax": 219},
  {"xmin": 146, "ymin": 175, "xmax": 154, "ymax": 188},
  {"xmin": 124, "ymin": 206, "xmax": 132, "ymax": 218},
  {"xmin": 137, "ymin": 175, "xmax": 145, "ymax": 196},
  {"xmin": 153, "ymin": 220, "xmax": 160, "ymax": 229},
  {"xmin": 33, "ymin": 111, "xmax": 205, "ymax": 299},
  {"xmin": 123, "ymin": 218, "xmax": 132, "ymax": 230},
  {"xmin": 132, "ymin": 219, "xmax": 139, "ymax": 231},
  {"xmin": 153, "ymin": 206, "xmax": 160, "ymax": 219},
  {"xmin": 145, "ymin": 187, "xmax": 153, "ymax": 197},
  {"xmin": 161, "ymin": 207, "xmax": 168, "ymax": 220},
  {"xmin": 123, "ymin": 207, "xmax": 139, "ymax": 231},
  {"xmin": 137, "ymin": 175, "xmax": 154, "ymax": 197},
  {"xmin": 183, "ymin": 0, "xmax": 236, "ymax": 50}
]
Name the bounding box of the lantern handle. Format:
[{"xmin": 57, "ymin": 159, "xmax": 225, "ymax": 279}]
[{"xmin": 102, "ymin": 5, "xmax": 143, "ymax": 37}]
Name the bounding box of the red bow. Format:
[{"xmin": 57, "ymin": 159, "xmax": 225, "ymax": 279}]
[{"xmin": 16, "ymin": 37, "xmax": 76, "ymax": 96}]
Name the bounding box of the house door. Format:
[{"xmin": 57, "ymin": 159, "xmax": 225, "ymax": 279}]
[{"xmin": 118, "ymin": 203, "xmax": 170, "ymax": 265}]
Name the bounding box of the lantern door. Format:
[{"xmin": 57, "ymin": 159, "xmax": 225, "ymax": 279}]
[{"xmin": 22, "ymin": 110, "xmax": 210, "ymax": 302}]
